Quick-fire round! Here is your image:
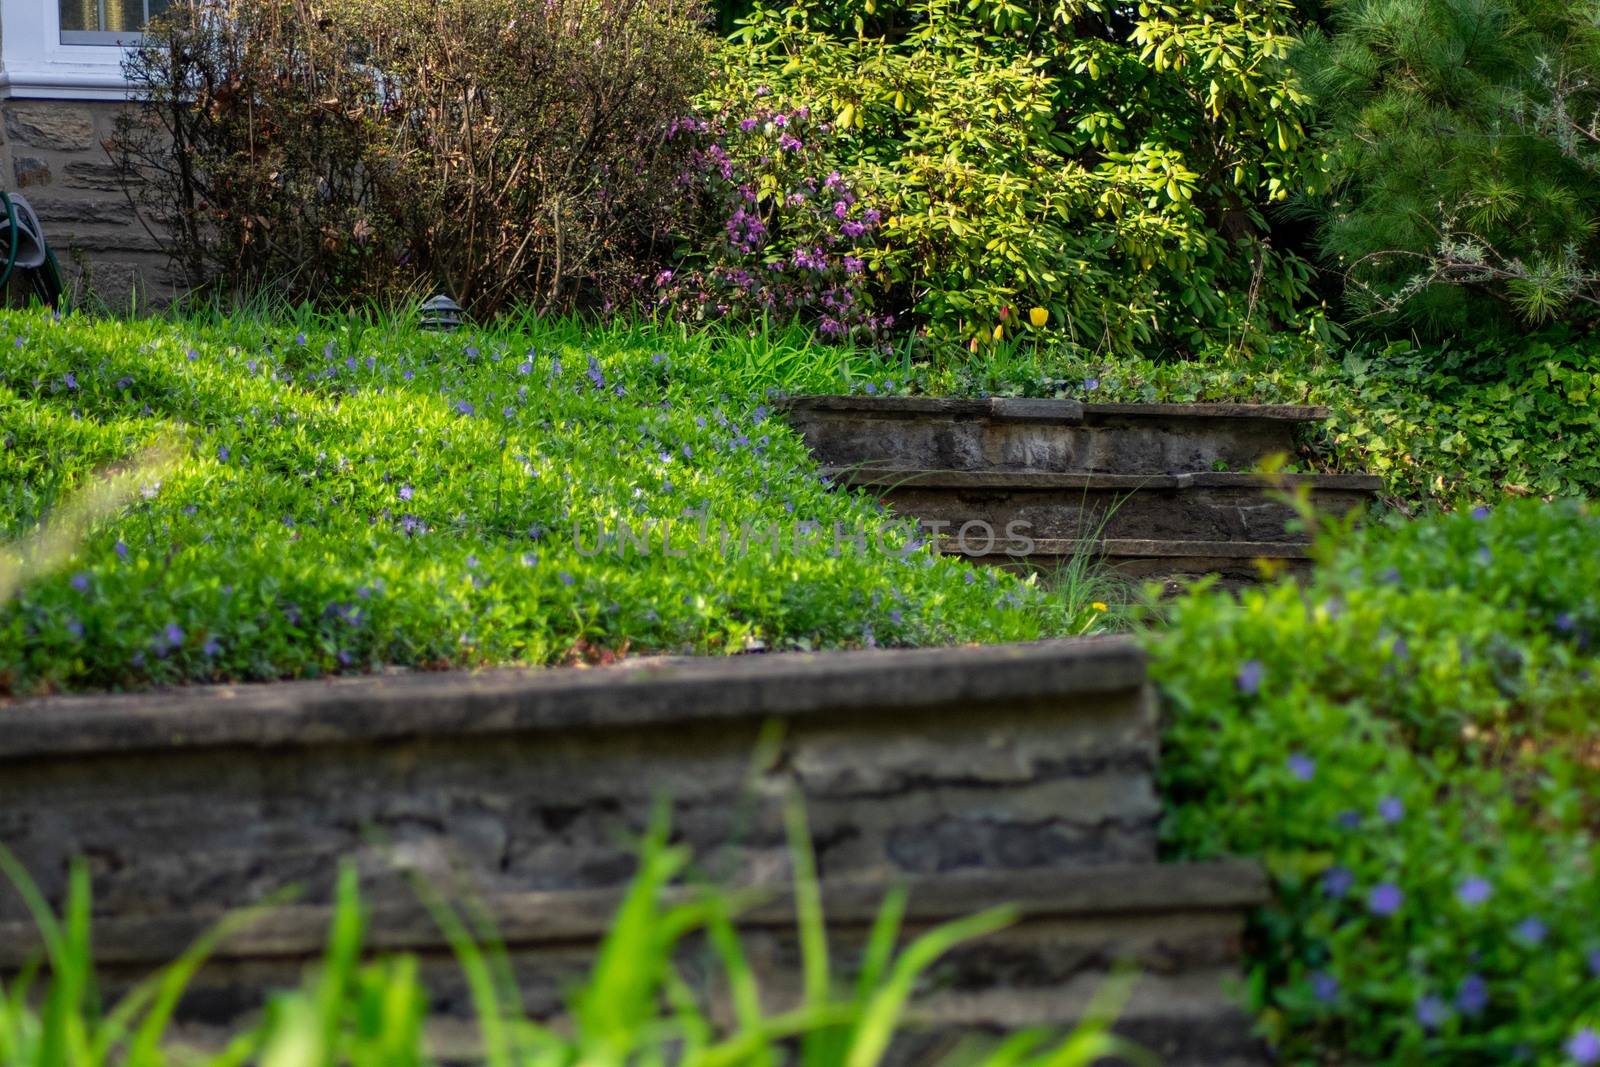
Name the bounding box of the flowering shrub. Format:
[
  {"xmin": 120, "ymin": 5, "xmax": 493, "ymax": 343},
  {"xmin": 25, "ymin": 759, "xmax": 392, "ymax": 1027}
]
[
  {"xmin": 709, "ymin": 0, "xmax": 1325, "ymax": 353},
  {"xmin": 661, "ymin": 98, "xmax": 891, "ymax": 342},
  {"xmin": 1149, "ymin": 499, "xmax": 1600, "ymax": 1061}
]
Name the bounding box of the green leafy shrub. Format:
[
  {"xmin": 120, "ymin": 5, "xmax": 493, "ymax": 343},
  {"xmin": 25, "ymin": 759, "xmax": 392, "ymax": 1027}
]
[
  {"xmin": 702, "ymin": 0, "xmax": 1325, "ymax": 352},
  {"xmin": 117, "ymin": 0, "xmax": 710, "ymax": 315},
  {"xmin": 0, "ymin": 306, "xmax": 1105, "ymax": 695},
  {"xmin": 1296, "ymin": 0, "xmax": 1600, "ymax": 335},
  {"xmin": 1148, "ymin": 498, "xmax": 1600, "ymax": 1062}
]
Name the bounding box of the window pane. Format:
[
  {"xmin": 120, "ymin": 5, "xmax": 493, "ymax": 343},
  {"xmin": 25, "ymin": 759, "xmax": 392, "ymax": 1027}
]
[{"xmin": 60, "ymin": 0, "xmax": 159, "ymax": 34}]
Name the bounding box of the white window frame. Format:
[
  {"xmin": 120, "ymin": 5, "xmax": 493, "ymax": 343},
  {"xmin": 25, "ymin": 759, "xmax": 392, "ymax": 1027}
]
[{"xmin": 0, "ymin": 0, "xmax": 142, "ymax": 101}]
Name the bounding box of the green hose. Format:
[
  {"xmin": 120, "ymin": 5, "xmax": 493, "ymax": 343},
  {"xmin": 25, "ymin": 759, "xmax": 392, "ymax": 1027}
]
[
  {"xmin": 0, "ymin": 192, "xmax": 19, "ymax": 292},
  {"xmin": 0, "ymin": 191, "xmax": 63, "ymax": 308}
]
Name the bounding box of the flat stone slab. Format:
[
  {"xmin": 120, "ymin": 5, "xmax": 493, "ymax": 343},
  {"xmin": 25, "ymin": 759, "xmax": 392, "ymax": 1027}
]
[
  {"xmin": 0, "ymin": 860, "xmax": 1268, "ymax": 967},
  {"xmin": 783, "ymin": 396, "xmax": 1342, "ymax": 477},
  {"xmin": 952, "ymin": 538, "xmax": 1317, "ymax": 561},
  {"xmin": 781, "ymin": 396, "xmax": 1329, "ymax": 424},
  {"xmin": 828, "ymin": 468, "xmax": 1383, "ymax": 493},
  {"xmin": 0, "ymin": 637, "xmax": 1146, "ymax": 760}
]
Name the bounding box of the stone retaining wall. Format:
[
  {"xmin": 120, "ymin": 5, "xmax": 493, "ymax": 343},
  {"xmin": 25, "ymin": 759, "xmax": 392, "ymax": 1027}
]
[
  {"xmin": 1, "ymin": 99, "xmax": 171, "ymax": 306},
  {"xmin": 0, "ymin": 638, "xmax": 1269, "ymax": 1063}
]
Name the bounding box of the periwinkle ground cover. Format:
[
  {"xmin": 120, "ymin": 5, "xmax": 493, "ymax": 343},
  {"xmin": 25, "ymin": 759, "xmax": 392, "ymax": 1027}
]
[
  {"xmin": 0, "ymin": 307, "xmax": 1084, "ymax": 695},
  {"xmin": 1149, "ymin": 499, "xmax": 1600, "ymax": 1062}
]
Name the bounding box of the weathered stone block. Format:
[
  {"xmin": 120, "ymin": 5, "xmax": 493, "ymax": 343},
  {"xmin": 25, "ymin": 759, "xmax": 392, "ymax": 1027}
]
[
  {"xmin": 4, "ymin": 104, "xmax": 97, "ymax": 151},
  {"xmin": 13, "ymin": 156, "xmax": 52, "ymax": 188},
  {"xmin": 63, "ymin": 160, "xmax": 127, "ymax": 191}
]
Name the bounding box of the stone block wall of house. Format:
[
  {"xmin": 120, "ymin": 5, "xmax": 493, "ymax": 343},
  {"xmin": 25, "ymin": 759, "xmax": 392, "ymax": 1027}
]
[{"xmin": 0, "ymin": 99, "xmax": 172, "ymax": 307}]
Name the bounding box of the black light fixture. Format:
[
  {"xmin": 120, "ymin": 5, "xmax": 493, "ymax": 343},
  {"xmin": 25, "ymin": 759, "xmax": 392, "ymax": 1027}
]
[{"xmin": 419, "ymin": 293, "xmax": 464, "ymax": 332}]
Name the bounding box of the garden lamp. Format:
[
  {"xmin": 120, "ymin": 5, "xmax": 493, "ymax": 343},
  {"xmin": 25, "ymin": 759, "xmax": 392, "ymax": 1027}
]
[{"xmin": 419, "ymin": 293, "xmax": 464, "ymax": 331}]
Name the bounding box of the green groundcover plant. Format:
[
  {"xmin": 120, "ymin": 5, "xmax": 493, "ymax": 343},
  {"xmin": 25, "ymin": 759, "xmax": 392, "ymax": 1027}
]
[
  {"xmin": 0, "ymin": 306, "xmax": 1108, "ymax": 696},
  {"xmin": 1147, "ymin": 498, "xmax": 1600, "ymax": 1063}
]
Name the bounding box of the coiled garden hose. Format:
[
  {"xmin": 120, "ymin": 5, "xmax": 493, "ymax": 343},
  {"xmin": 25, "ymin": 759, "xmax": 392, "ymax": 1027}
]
[{"xmin": 0, "ymin": 191, "xmax": 65, "ymax": 308}]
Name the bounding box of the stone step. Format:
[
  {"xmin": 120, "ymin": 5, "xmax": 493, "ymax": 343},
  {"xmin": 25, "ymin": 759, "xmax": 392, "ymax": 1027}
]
[
  {"xmin": 0, "ymin": 640, "xmax": 1158, "ymax": 924},
  {"xmin": 827, "ymin": 467, "xmax": 1378, "ymax": 548},
  {"xmin": 782, "ymin": 395, "xmax": 1330, "ymax": 476},
  {"xmin": 0, "ymin": 862, "xmax": 1268, "ymax": 1065}
]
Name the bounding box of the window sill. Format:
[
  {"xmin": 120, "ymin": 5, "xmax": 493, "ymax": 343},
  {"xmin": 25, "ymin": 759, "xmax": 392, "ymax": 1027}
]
[{"xmin": 0, "ymin": 68, "xmax": 135, "ymax": 101}]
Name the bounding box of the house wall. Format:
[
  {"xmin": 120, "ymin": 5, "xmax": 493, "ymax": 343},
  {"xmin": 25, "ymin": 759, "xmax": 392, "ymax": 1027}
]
[{"xmin": 1, "ymin": 98, "xmax": 172, "ymax": 306}]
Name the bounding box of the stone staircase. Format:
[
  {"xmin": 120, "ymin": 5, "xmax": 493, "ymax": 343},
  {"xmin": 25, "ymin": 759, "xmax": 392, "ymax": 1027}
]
[
  {"xmin": 782, "ymin": 395, "xmax": 1381, "ymax": 588},
  {"xmin": 0, "ymin": 639, "xmax": 1267, "ymax": 1064}
]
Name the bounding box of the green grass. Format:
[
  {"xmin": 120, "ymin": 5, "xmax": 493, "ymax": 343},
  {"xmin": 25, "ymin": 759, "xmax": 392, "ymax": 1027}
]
[{"xmin": 0, "ymin": 306, "xmax": 1116, "ymax": 696}]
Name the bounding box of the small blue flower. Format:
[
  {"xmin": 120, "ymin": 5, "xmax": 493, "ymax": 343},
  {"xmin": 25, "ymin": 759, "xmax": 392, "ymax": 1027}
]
[
  {"xmin": 1514, "ymin": 917, "xmax": 1548, "ymax": 945},
  {"xmin": 1083, "ymin": 377, "xmax": 1100, "ymax": 391},
  {"xmin": 1588, "ymin": 948, "xmax": 1600, "ymax": 977},
  {"xmin": 1335, "ymin": 809, "xmax": 1361, "ymax": 830},
  {"xmin": 558, "ymin": 572, "xmax": 574, "ymax": 586},
  {"xmin": 454, "ymin": 400, "xmax": 475, "ymax": 416},
  {"xmin": 1568, "ymin": 1029, "xmax": 1600, "ymax": 1066},
  {"xmin": 518, "ymin": 360, "xmax": 533, "ymax": 375},
  {"xmin": 1367, "ymin": 882, "xmax": 1403, "ymax": 916},
  {"xmin": 1471, "ymin": 505, "xmax": 1491, "ymax": 520},
  {"xmin": 70, "ymin": 572, "xmax": 90, "ymax": 592},
  {"xmin": 1456, "ymin": 974, "xmax": 1488, "ymax": 1017},
  {"xmin": 217, "ymin": 445, "xmax": 230, "ymax": 463},
  {"xmin": 1322, "ymin": 866, "xmax": 1355, "ymax": 899},
  {"xmin": 203, "ymin": 639, "xmax": 222, "ymax": 657},
  {"xmin": 1288, "ymin": 753, "xmax": 1316, "ymax": 782},
  {"xmin": 1378, "ymin": 796, "xmax": 1405, "ymax": 823},
  {"xmin": 1456, "ymin": 877, "xmax": 1492, "ymax": 907},
  {"xmin": 1476, "ymin": 547, "xmax": 1492, "ymax": 565},
  {"xmin": 863, "ymin": 381, "xmax": 877, "ymax": 395},
  {"xmin": 186, "ymin": 348, "xmax": 199, "ymax": 361},
  {"xmin": 114, "ymin": 540, "xmax": 128, "ymax": 560},
  {"xmin": 295, "ymin": 332, "xmax": 308, "ymax": 346},
  {"xmin": 1235, "ymin": 659, "xmax": 1265, "ymax": 695},
  {"xmin": 1556, "ymin": 612, "xmax": 1577, "ymax": 634},
  {"xmin": 521, "ymin": 552, "xmax": 538, "ymax": 566},
  {"xmin": 1310, "ymin": 971, "xmax": 1339, "ymax": 1004},
  {"xmin": 1415, "ymin": 994, "xmax": 1449, "ymax": 1031},
  {"xmin": 586, "ymin": 356, "xmax": 605, "ymax": 390},
  {"xmin": 164, "ymin": 623, "xmax": 185, "ymax": 647},
  {"xmin": 66, "ymin": 619, "xmax": 84, "ymax": 639},
  {"xmin": 399, "ymin": 485, "xmax": 414, "ymax": 501},
  {"xmin": 64, "ymin": 372, "xmax": 78, "ymax": 390}
]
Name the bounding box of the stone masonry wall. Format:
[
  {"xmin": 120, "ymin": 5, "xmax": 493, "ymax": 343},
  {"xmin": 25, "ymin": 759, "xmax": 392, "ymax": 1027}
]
[{"xmin": 0, "ymin": 98, "xmax": 172, "ymax": 306}]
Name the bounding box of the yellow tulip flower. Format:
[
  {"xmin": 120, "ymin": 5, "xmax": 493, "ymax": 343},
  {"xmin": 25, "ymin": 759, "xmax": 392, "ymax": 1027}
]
[{"xmin": 1029, "ymin": 307, "xmax": 1049, "ymax": 328}]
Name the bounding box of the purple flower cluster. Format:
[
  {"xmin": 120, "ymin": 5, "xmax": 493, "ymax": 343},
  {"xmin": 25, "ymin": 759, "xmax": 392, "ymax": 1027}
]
[{"xmin": 661, "ymin": 99, "xmax": 892, "ymax": 343}]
